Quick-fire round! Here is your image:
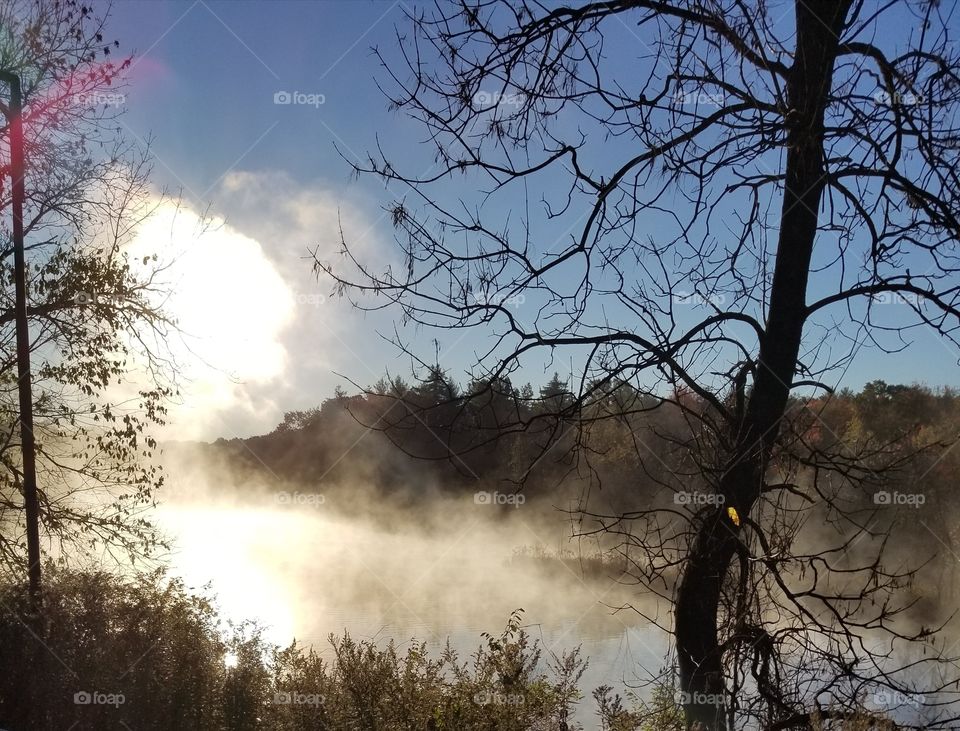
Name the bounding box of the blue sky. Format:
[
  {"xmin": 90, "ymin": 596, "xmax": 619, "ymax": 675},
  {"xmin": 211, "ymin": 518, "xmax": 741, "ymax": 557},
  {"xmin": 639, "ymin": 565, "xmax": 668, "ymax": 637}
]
[{"xmin": 101, "ymin": 0, "xmax": 959, "ymax": 438}]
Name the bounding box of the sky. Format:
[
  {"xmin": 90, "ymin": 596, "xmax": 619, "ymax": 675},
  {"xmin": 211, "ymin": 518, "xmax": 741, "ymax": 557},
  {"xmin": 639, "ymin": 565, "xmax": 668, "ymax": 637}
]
[
  {"xmin": 98, "ymin": 0, "xmax": 960, "ymax": 441},
  {"xmin": 108, "ymin": 0, "xmax": 430, "ymax": 440}
]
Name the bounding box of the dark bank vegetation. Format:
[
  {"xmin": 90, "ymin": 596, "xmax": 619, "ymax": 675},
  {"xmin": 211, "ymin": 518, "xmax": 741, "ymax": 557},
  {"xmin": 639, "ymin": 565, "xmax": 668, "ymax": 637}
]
[
  {"xmin": 0, "ymin": 568, "xmax": 633, "ymax": 730},
  {"xmin": 0, "ymin": 567, "xmax": 901, "ymax": 731}
]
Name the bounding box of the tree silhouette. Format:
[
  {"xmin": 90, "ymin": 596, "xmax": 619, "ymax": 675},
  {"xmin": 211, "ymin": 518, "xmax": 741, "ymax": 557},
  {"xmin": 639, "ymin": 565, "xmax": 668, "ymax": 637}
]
[{"xmin": 319, "ymin": 1, "xmax": 960, "ymax": 728}]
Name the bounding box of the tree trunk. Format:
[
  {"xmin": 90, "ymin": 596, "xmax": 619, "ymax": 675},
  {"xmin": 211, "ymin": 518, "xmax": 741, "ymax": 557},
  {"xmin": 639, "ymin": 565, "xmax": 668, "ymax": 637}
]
[{"xmin": 674, "ymin": 2, "xmax": 853, "ymax": 727}]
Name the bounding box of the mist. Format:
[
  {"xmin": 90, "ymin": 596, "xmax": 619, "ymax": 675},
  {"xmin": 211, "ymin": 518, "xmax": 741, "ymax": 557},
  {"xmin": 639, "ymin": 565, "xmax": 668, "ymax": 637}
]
[{"xmin": 148, "ymin": 453, "xmax": 677, "ymax": 728}]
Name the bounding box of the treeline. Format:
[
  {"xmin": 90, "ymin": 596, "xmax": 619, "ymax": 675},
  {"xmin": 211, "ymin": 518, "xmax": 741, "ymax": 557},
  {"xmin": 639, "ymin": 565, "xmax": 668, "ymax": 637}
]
[
  {"xmin": 187, "ymin": 369, "xmax": 700, "ymax": 506},
  {"xmin": 184, "ymin": 375, "xmax": 960, "ymax": 520}
]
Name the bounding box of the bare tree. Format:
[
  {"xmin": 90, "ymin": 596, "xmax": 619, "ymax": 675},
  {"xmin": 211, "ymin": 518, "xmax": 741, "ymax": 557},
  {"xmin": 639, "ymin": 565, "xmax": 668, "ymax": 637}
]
[{"xmin": 319, "ymin": 1, "xmax": 960, "ymax": 728}]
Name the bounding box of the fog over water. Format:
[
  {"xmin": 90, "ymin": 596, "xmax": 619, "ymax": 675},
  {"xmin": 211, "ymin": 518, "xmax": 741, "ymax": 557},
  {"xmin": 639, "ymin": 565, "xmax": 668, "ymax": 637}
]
[
  {"xmin": 145, "ymin": 432, "xmax": 960, "ymax": 729},
  {"xmin": 154, "ymin": 459, "xmax": 673, "ymax": 723}
]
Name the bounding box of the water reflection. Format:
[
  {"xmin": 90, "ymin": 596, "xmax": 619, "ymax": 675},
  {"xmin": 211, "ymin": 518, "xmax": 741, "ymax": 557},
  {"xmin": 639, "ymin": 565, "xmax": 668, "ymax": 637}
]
[{"xmin": 154, "ymin": 490, "xmax": 671, "ymax": 723}]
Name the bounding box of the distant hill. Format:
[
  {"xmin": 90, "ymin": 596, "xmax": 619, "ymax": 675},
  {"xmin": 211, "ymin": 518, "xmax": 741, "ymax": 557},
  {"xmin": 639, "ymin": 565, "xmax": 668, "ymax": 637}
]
[{"xmin": 159, "ymin": 378, "xmax": 960, "ymax": 540}]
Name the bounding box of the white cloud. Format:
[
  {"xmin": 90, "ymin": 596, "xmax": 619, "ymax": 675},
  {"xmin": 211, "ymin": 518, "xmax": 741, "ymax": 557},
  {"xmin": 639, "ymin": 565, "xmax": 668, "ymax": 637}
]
[
  {"xmin": 215, "ymin": 169, "xmax": 385, "ymax": 282},
  {"xmin": 125, "ymin": 201, "xmax": 295, "ymax": 440},
  {"xmin": 120, "ymin": 171, "xmax": 393, "ymax": 441},
  {"xmin": 205, "ymin": 171, "xmax": 396, "ymax": 422}
]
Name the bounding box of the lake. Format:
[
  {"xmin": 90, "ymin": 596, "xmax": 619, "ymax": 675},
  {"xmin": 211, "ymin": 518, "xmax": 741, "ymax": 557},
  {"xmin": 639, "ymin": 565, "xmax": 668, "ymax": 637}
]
[{"xmin": 154, "ymin": 484, "xmax": 672, "ymax": 727}]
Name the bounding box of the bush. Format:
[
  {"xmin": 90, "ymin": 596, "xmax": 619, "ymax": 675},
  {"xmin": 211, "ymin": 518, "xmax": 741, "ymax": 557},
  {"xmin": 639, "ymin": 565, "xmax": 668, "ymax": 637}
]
[
  {"xmin": 0, "ymin": 573, "xmax": 586, "ymax": 730},
  {"xmin": 1, "ymin": 570, "xmax": 899, "ymax": 730},
  {"xmin": 0, "ymin": 568, "xmax": 226, "ymax": 730}
]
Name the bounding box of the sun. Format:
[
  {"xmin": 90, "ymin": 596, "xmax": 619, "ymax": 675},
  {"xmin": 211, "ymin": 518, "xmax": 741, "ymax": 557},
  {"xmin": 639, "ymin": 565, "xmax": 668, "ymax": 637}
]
[{"xmin": 123, "ymin": 199, "xmax": 295, "ymax": 439}]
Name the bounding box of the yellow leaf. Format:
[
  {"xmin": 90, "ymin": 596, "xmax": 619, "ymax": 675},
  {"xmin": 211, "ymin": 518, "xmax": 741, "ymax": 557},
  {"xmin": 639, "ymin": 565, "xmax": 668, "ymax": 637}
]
[{"xmin": 727, "ymin": 506, "xmax": 741, "ymax": 527}]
